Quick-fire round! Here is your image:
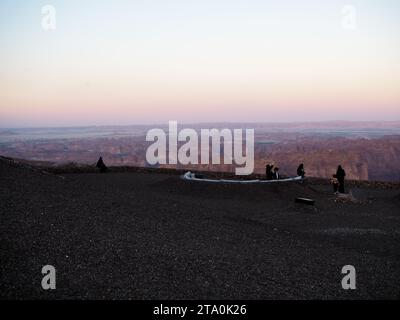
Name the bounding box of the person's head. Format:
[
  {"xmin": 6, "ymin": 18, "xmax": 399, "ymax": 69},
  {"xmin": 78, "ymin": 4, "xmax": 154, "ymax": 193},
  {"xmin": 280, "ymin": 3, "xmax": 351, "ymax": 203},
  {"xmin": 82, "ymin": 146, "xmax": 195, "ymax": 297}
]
[
  {"xmin": 274, "ymin": 167, "xmax": 279, "ymax": 172},
  {"xmin": 299, "ymin": 163, "xmax": 304, "ymax": 169},
  {"xmin": 338, "ymin": 165, "xmax": 342, "ymax": 170}
]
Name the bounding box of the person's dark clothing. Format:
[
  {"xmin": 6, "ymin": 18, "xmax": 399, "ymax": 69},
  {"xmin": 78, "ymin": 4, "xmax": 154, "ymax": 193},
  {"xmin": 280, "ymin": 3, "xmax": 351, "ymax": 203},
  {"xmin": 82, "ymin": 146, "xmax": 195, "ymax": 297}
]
[
  {"xmin": 331, "ymin": 174, "xmax": 339, "ymax": 193},
  {"xmin": 297, "ymin": 164, "xmax": 305, "ymax": 178},
  {"xmin": 96, "ymin": 157, "xmax": 108, "ymax": 173},
  {"xmin": 266, "ymin": 164, "xmax": 274, "ymax": 180},
  {"xmin": 273, "ymin": 169, "xmax": 280, "ymax": 180},
  {"xmin": 336, "ymin": 166, "xmax": 346, "ymax": 193}
]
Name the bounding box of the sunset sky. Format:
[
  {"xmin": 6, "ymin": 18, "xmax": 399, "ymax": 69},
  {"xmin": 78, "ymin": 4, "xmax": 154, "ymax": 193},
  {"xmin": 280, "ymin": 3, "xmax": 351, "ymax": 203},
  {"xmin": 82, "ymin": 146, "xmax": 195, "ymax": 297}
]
[{"xmin": 0, "ymin": 0, "xmax": 399, "ymax": 127}]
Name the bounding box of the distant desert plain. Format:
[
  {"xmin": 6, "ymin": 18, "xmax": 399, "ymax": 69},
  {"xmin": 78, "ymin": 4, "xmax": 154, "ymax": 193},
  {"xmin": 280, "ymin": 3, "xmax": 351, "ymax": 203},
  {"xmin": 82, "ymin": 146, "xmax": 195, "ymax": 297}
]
[{"xmin": 1, "ymin": 121, "xmax": 400, "ymax": 181}]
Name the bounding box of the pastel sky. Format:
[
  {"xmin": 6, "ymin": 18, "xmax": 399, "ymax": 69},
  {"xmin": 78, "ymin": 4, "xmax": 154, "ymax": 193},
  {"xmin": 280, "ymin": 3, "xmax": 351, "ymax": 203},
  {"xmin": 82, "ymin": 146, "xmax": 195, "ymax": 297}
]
[{"xmin": 0, "ymin": 0, "xmax": 399, "ymax": 127}]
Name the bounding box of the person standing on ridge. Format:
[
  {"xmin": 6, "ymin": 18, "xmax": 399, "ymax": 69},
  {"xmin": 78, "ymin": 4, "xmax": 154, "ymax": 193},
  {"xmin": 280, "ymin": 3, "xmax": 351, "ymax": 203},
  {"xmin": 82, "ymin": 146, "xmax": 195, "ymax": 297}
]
[
  {"xmin": 96, "ymin": 156, "xmax": 108, "ymax": 173},
  {"xmin": 297, "ymin": 163, "xmax": 305, "ymax": 178},
  {"xmin": 336, "ymin": 165, "xmax": 346, "ymax": 193},
  {"xmin": 331, "ymin": 174, "xmax": 339, "ymax": 193},
  {"xmin": 265, "ymin": 164, "xmax": 273, "ymax": 180}
]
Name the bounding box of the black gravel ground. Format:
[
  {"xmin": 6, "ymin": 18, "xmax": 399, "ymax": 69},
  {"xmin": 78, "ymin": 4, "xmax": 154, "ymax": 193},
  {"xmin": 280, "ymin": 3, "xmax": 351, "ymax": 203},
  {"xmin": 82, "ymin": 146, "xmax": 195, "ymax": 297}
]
[{"xmin": 1, "ymin": 159, "xmax": 399, "ymax": 299}]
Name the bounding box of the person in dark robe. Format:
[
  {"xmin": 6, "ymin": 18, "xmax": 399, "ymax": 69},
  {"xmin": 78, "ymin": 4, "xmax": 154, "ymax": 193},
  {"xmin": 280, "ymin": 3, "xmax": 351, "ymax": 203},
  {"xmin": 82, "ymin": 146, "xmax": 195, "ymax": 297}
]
[
  {"xmin": 96, "ymin": 156, "xmax": 108, "ymax": 173},
  {"xmin": 297, "ymin": 163, "xmax": 305, "ymax": 178},
  {"xmin": 336, "ymin": 165, "xmax": 346, "ymax": 193},
  {"xmin": 265, "ymin": 164, "xmax": 271, "ymax": 180},
  {"xmin": 266, "ymin": 164, "xmax": 274, "ymax": 180}
]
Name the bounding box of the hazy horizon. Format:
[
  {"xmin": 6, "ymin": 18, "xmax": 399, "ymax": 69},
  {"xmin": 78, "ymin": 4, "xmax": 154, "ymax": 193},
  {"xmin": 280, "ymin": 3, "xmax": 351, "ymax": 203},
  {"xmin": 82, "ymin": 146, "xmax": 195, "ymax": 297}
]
[
  {"xmin": 1, "ymin": 119, "xmax": 400, "ymax": 130},
  {"xmin": 1, "ymin": 1, "xmax": 399, "ymax": 127}
]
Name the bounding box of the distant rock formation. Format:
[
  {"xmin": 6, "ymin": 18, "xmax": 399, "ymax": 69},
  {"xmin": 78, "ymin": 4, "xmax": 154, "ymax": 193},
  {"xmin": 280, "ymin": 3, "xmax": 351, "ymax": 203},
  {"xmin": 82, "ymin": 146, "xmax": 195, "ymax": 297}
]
[{"xmin": 1, "ymin": 135, "xmax": 400, "ymax": 182}]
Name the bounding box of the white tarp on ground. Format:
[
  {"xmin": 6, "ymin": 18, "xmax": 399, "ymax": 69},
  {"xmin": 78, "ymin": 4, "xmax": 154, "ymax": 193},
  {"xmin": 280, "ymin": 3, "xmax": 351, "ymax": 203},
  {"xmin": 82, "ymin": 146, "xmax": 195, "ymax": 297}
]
[{"xmin": 182, "ymin": 171, "xmax": 304, "ymax": 184}]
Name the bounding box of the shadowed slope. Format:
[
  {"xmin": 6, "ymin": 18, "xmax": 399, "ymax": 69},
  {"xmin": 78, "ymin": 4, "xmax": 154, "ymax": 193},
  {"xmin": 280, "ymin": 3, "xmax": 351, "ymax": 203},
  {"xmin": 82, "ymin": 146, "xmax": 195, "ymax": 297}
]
[{"xmin": 1, "ymin": 157, "xmax": 399, "ymax": 299}]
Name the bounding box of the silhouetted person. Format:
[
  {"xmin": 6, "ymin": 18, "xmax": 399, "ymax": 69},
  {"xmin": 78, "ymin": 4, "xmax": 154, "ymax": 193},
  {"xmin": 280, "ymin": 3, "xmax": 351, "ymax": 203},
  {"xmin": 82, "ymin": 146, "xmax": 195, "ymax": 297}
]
[
  {"xmin": 96, "ymin": 157, "xmax": 108, "ymax": 173},
  {"xmin": 265, "ymin": 164, "xmax": 271, "ymax": 179},
  {"xmin": 266, "ymin": 164, "xmax": 274, "ymax": 180},
  {"xmin": 331, "ymin": 174, "xmax": 339, "ymax": 193},
  {"xmin": 273, "ymin": 167, "xmax": 280, "ymax": 180},
  {"xmin": 297, "ymin": 163, "xmax": 305, "ymax": 178},
  {"xmin": 336, "ymin": 165, "xmax": 346, "ymax": 193}
]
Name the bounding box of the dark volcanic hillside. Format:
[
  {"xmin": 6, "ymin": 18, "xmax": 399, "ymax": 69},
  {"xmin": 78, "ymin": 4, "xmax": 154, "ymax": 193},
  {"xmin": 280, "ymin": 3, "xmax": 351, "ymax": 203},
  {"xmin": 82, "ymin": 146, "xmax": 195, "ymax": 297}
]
[{"xmin": 1, "ymin": 157, "xmax": 400, "ymax": 299}]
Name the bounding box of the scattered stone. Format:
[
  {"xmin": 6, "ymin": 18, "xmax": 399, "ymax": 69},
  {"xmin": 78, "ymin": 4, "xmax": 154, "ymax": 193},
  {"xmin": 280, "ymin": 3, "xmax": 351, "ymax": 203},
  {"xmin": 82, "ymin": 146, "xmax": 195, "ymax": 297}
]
[{"xmin": 295, "ymin": 197, "xmax": 315, "ymax": 205}]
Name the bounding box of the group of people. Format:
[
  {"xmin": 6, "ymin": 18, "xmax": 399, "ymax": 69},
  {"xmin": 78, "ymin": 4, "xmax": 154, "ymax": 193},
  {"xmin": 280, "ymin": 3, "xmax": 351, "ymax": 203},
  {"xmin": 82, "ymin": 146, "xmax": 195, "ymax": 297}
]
[
  {"xmin": 265, "ymin": 162, "xmax": 347, "ymax": 193},
  {"xmin": 265, "ymin": 164, "xmax": 280, "ymax": 180},
  {"xmin": 97, "ymin": 155, "xmax": 346, "ymax": 193},
  {"xmin": 265, "ymin": 163, "xmax": 305, "ymax": 181}
]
